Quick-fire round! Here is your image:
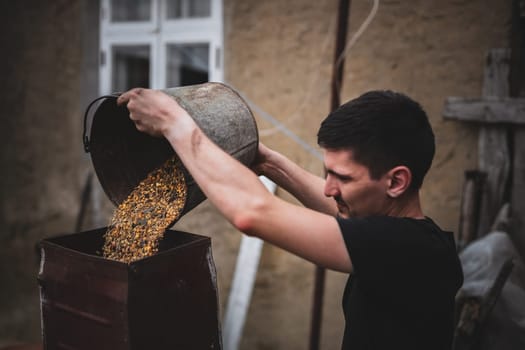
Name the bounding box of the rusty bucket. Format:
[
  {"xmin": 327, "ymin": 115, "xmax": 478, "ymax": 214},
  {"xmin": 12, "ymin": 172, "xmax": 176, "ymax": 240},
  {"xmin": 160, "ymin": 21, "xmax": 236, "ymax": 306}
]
[{"xmin": 83, "ymin": 82, "xmax": 258, "ymax": 223}]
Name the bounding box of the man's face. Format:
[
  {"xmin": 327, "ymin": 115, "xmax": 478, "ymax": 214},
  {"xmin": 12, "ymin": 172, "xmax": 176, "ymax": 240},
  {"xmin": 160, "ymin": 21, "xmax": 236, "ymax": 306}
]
[{"xmin": 323, "ymin": 148, "xmax": 390, "ymax": 218}]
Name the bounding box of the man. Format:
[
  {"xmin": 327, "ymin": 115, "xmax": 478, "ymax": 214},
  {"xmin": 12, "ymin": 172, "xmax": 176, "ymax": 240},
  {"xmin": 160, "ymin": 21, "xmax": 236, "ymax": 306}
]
[{"xmin": 118, "ymin": 88, "xmax": 463, "ymax": 349}]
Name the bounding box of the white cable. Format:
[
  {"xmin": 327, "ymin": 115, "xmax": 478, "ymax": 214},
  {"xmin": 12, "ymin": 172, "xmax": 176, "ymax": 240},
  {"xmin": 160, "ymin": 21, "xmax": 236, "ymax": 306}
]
[
  {"xmin": 230, "ymin": 87, "xmax": 323, "ymax": 160},
  {"xmin": 338, "ymin": 0, "xmax": 379, "ymax": 66},
  {"xmin": 226, "ymin": 0, "xmax": 380, "ymax": 162},
  {"xmin": 225, "ymin": 0, "xmax": 380, "ymax": 162},
  {"xmin": 258, "ymin": 1, "xmax": 337, "ymax": 137},
  {"xmin": 259, "ymin": 0, "xmax": 380, "ymax": 138},
  {"xmin": 334, "ymin": 0, "xmax": 380, "ymax": 94}
]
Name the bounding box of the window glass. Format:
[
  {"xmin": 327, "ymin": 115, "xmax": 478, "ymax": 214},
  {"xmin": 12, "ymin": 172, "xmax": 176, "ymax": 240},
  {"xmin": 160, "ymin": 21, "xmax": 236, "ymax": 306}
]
[
  {"xmin": 112, "ymin": 45, "xmax": 150, "ymax": 91},
  {"xmin": 101, "ymin": 0, "xmax": 222, "ymax": 93},
  {"xmin": 166, "ymin": 0, "xmax": 211, "ymax": 19},
  {"xmin": 111, "ymin": 0, "xmax": 151, "ymax": 22},
  {"xmin": 166, "ymin": 44, "xmax": 209, "ymax": 87}
]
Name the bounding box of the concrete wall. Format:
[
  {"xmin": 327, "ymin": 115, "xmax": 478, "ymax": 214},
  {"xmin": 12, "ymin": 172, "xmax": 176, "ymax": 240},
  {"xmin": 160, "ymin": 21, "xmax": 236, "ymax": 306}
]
[{"xmin": 0, "ymin": 0, "xmax": 511, "ymax": 349}]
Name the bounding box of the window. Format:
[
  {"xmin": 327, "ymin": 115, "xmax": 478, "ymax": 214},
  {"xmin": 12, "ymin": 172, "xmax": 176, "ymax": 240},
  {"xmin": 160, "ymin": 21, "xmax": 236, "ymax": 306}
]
[
  {"xmin": 99, "ymin": 0, "xmax": 223, "ymax": 94},
  {"xmin": 166, "ymin": 0, "xmax": 211, "ymax": 18},
  {"xmin": 166, "ymin": 43, "xmax": 209, "ymax": 87}
]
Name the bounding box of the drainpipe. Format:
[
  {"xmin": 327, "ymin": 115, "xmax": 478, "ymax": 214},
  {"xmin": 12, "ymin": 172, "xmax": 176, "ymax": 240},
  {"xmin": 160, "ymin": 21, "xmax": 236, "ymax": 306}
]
[{"xmin": 309, "ymin": 1, "xmax": 351, "ymax": 349}]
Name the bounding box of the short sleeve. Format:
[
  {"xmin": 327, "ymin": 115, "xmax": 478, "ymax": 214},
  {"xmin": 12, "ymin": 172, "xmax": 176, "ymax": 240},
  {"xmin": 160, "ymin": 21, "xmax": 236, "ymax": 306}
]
[{"xmin": 336, "ymin": 216, "xmax": 442, "ymax": 299}]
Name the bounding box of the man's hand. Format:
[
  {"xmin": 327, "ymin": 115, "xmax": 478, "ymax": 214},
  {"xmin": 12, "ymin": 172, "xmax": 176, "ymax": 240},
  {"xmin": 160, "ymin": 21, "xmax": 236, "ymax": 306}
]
[
  {"xmin": 251, "ymin": 142, "xmax": 274, "ymax": 176},
  {"xmin": 117, "ymin": 88, "xmax": 193, "ymax": 138}
]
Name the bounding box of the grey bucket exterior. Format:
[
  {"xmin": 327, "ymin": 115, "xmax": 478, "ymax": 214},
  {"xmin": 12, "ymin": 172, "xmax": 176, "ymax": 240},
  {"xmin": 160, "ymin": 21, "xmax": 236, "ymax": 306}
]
[{"xmin": 86, "ymin": 82, "xmax": 258, "ymax": 223}]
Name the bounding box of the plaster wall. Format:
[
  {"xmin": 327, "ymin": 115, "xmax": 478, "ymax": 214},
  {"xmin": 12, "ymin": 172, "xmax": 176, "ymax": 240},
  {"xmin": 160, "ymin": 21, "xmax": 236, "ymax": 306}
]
[
  {"xmin": 0, "ymin": 0, "xmax": 511, "ymax": 349},
  {"xmin": 220, "ymin": 0, "xmax": 510, "ymax": 349},
  {"xmin": 0, "ymin": 0, "xmax": 87, "ymax": 343}
]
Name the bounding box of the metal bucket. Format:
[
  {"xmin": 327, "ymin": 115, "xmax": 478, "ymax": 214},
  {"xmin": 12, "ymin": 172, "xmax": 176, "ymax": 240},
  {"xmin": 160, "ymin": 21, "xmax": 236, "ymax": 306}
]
[{"xmin": 83, "ymin": 82, "xmax": 258, "ymax": 221}]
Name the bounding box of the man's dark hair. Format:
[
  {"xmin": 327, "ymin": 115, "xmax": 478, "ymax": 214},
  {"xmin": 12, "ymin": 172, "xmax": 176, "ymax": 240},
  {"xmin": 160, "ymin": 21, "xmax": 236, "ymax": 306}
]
[{"xmin": 317, "ymin": 90, "xmax": 435, "ymax": 190}]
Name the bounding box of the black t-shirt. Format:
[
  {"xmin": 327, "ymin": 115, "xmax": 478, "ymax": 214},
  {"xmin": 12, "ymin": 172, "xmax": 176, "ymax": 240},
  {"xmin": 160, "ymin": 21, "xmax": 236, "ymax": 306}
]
[{"xmin": 337, "ymin": 216, "xmax": 463, "ymax": 350}]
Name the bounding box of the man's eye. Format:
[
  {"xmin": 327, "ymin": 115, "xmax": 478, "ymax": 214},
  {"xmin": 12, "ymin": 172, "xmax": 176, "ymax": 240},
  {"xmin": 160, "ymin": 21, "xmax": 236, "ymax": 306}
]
[{"xmin": 326, "ymin": 170, "xmax": 352, "ymax": 182}]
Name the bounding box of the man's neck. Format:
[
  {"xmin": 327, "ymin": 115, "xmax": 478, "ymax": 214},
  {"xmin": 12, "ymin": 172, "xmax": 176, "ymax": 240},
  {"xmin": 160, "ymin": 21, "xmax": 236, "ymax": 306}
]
[{"xmin": 387, "ymin": 192, "xmax": 425, "ymax": 219}]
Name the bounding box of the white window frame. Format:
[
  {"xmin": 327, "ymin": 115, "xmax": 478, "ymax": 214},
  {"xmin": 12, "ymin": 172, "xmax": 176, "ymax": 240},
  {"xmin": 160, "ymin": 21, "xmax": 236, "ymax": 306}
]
[{"xmin": 99, "ymin": 0, "xmax": 223, "ymax": 94}]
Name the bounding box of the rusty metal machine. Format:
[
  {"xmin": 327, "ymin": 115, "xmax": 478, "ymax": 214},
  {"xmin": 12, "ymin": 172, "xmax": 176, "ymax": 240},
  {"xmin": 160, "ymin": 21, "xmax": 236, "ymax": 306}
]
[{"xmin": 38, "ymin": 228, "xmax": 221, "ymax": 349}]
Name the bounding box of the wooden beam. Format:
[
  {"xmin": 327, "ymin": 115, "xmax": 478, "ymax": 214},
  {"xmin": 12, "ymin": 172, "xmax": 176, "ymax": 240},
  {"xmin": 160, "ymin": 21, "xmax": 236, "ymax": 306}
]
[
  {"xmin": 457, "ymin": 171, "xmax": 486, "ymax": 251},
  {"xmin": 443, "ymin": 96, "xmax": 525, "ymax": 124},
  {"xmin": 511, "ymin": 128, "xmax": 525, "ymax": 262},
  {"xmin": 477, "ymin": 49, "xmax": 511, "ymax": 237},
  {"xmin": 509, "ymin": 0, "xmax": 525, "ymax": 265},
  {"xmin": 442, "ymin": 49, "xmax": 513, "ymax": 238}
]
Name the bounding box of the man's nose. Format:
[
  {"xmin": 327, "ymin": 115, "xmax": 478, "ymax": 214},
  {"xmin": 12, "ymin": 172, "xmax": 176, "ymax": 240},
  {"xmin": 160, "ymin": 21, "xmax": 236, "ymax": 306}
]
[{"xmin": 324, "ymin": 175, "xmax": 339, "ymax": 197}]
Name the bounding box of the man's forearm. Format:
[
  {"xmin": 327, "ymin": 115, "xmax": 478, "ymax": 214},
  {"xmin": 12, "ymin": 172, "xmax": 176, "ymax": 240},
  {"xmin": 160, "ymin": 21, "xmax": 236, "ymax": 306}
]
[
  {"xmin": 261, "ymin": 149, "xmax": 337, "ymax": 216},
  {"xmin": 164, "ymin": 119, "xmax": 274, "ymax": 228}
]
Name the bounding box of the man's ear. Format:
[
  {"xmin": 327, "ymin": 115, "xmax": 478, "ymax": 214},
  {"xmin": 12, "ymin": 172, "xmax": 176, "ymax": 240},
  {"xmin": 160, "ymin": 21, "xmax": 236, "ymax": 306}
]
[{"xmin": 386, "ymin": 166, "xmax": 412, "ymax": 198}]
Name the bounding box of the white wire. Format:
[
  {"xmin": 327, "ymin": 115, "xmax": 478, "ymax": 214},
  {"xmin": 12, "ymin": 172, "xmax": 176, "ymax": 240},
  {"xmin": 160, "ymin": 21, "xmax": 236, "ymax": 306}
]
[
  {"xmin": 231, "ymin": 87, "xmax": 324, "ymax": 160},
  {"xmin": 334, "ymin": 0, "xmax": 380, "ymax": 95},
  {"xmin": 336, "ymin": 0, "xmax": 380, "ymax": 68},
  {"xmin": 227, "ymin": 0, "xmax": 380, "ymax": 161},
  {"xmin": 258, "ymin": 1, "xmax": 337, "ymax": 137}
]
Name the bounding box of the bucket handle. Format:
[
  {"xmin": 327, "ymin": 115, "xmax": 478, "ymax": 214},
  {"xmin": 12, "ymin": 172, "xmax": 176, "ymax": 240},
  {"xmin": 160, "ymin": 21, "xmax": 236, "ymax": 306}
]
[{"xmin": 82, "ymin": 94, "xmax": 121, "ymax": 153}]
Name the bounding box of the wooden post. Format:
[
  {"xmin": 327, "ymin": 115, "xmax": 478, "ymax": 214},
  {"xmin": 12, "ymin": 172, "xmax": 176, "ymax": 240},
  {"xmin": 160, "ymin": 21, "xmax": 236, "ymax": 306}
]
[
  {"xmin": 509, "ymin": 0, "xmax": 525, "ymax": 263},
  {"xmin": 443, "ymin": 48, "xmax": 525, "ymax": 272},
  {"xmin": 478, "ymin": 50, "xmax": 512, "ymax": 238},
  {"xmin": 457, "ymin": 170, "xmax": 486, "ymax": 251},
  {"xmin": 511, "ymin": 130, "xmax": 525, "ymax": 262},
  {"xmin": 443, "ymin": 49, "xmax": 522, "ymax": 238}
]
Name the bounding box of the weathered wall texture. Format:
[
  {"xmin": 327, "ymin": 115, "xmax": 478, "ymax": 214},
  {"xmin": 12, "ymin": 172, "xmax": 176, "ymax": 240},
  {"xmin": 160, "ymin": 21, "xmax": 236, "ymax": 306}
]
[
  {"xmin": 0, "ymin": 0, "xmax": 87, "ymax": 345},
  {"xmin": 0, "ymin": 0, "xmax": 511, "ymax": 349},
  {"xmin": 223, "ymin": 0, "xmax": 510, "ymax": 349}
]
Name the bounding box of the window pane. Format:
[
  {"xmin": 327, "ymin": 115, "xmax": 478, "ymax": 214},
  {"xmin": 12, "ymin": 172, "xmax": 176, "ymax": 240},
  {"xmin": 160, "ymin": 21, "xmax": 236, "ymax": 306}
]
[
  {"xmin": 111, "ymin": 0, "xmax": 151, "ymax": 22},
  {"xmin": 166, "ymin": 0, "xmax": 211, "ymax": 19},
  {"xmin": 112, "ymin": 45, "xmax": 150, "ymax": 92},
  {"xmin": 166, "ymin": 44, "xmax": 209, "ymax": 87}
]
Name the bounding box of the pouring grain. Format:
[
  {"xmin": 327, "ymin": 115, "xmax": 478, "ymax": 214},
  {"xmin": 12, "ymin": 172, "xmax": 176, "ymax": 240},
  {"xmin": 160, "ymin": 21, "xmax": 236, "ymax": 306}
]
[{"xmin": 103, "ymin": 156, "xmax": 187, "ymax": 263}]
